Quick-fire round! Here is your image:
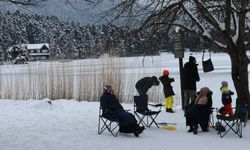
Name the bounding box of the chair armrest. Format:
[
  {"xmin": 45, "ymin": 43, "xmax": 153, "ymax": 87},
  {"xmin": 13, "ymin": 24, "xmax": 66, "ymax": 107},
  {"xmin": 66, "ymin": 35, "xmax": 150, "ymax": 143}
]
[{"xmin": 149, "ymin": 103, "xmax": 163, "ymax": 107}]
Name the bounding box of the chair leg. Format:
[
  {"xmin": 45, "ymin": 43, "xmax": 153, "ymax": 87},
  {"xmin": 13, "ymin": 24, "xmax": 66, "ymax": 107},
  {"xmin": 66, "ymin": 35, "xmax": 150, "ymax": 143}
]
[
  {"xmin": 148, "ymin": 114, "xmax": 160, "ymax": 128},
  {"xmin": 219, "ymin": 119, "xmax": 242, "ymax": 138},
  {"xmin": 98, "ymin": 118, "xmax": 107, "ymax": 134},
  {"xmin": 236, "ymin": 121, "xmax": 242, "ymax": 138},
  {"xmin": 98, "ymin": 117, "xmax": 119, "ymax": 137},
  {"xmin": 106, "ymin": 121, "xmax": 119, "ymax": 137},
  {"xmin": 219, "ymin": 120, "xmax": 231, "ymax": 138},
  {"xmin": 209, "ymin": 113, "xmax": 215, "ymax": 128},
  {"xmin": 135, "ymin": 113, "xmax": 147, "ymax": 127},
  {"xmin": 243, "ymin": 112, "xmax": 248, "ymax": 127}
]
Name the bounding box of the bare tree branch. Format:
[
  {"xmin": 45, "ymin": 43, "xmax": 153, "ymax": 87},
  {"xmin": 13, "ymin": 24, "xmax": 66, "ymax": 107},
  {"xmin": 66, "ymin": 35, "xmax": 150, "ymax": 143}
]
[
  {"xmin": 137, "ymin": 1, "xmax": 182, "ymax": 31},
  {"xmin": 193, "ymin": 0, "xmax": 224, "ymax": 35},
  {"xmin": 95, "ymin": 0, "xmax": 137, "ymax": 25},
  {"xmin": 1, "ymin": 0, "xmax": 47, "ymax": 5}
]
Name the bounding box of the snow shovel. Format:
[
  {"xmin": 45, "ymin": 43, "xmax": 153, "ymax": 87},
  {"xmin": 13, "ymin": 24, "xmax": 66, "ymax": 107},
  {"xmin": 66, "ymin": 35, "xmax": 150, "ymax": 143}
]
[{"xmin": 157, "ymin": 122, "xmax": 177, "ymax": 131}]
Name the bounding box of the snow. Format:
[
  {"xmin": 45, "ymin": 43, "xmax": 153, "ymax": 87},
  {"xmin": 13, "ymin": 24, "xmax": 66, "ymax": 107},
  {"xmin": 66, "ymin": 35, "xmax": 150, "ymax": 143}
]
[
  {"xmin": 0, "ymin": 52, "xmax": 250, "ymax": 150},
  {"xmin": 26, "ymin": 43, "xmax": 49, "ymax": 50}
]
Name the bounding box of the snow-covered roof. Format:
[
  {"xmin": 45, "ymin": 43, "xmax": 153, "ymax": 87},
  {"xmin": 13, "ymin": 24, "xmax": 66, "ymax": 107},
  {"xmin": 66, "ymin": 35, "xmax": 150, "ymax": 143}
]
[{"xmin": 26, "ymin": 43, "xmax": 49, "ymax": 50}]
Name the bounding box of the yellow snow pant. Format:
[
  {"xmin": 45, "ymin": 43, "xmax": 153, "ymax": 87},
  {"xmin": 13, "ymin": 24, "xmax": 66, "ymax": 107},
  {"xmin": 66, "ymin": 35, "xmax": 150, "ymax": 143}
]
[{"xmin": 165, "ymin": 96, "xmax": 174, "ymax": 109}]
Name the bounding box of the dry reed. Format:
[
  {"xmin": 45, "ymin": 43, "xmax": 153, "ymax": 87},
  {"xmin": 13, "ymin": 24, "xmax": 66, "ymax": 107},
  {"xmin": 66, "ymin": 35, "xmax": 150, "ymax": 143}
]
[{"xmin": 0, "ymin": 55, "xmax": 167, "ymax": 104}]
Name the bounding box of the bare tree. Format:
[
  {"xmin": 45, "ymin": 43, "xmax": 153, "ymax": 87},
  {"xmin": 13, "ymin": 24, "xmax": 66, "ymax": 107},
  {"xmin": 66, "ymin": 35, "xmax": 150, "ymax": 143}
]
[
  {"xmin": 82, "ymin": 0, "xmax": 250, "ymax": 112},
  {"xmin": 0, "ymin": 0, "xmax": 47, "ymax": 5}
]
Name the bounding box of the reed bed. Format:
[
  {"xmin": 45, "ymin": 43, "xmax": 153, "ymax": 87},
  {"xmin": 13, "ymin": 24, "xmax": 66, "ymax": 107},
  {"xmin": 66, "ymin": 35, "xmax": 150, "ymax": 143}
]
[{"xmin": 0, "ymin": 55, "xmax": 171, "ymax": 104}]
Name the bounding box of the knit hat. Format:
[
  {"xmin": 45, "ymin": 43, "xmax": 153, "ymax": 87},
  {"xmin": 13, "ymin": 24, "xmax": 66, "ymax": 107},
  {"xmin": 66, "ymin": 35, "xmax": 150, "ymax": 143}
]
[
  {"xmin": 221, "ymin": 81, "xmax": 228, "ymax": 87},
  {"xmin": 162, "ymin": 69, "xmax": 169, "ymax": 75},
  {"xmin": 189, "ymin": 56, "xmax": 196, "ymax": 62}
]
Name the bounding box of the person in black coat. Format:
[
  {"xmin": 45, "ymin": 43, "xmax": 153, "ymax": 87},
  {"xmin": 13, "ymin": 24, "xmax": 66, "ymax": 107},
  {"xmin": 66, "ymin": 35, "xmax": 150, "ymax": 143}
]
[
  {"xmin": 135, "ymin": 76, "xmax": 160, "ymax": 96},
  {"xmin": 100, "ymin": 85, "xmax": 145, "ymax": 137},
  {"xmin": 159, "ymin": 69, "xmax": 175, "ymax": 113},
  {"xmin": 183, "ymin": 56, "xmax": 200, "ymax": 109}
]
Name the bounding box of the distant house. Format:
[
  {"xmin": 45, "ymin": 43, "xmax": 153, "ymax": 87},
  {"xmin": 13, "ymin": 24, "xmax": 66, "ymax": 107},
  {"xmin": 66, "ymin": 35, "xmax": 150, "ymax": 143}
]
[{"xmin": 26, "ymin": 43, "xmax": 50, "ymax": 61}]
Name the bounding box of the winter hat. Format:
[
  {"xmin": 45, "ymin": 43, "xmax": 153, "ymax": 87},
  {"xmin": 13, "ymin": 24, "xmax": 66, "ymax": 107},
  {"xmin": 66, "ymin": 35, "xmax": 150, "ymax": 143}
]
[
  {"xmin": 162, "ymin": 69, "xmax": 169, "ymax": 75},
  {"xmin": 221, "ymin": 81, "xmax": 228, "ymax": 87},
  {"xmin": 103, "ymin": 85, "xmax": 113, "ymax": 94},
  {"xmin": 189, "ymin": 56, "xmax": 196, "ymax": 62}
]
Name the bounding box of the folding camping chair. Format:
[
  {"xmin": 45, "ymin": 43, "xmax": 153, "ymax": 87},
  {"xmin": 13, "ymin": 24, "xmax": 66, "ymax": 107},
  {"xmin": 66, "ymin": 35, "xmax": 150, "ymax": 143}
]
[
  {"xmin": 216, "ymin": 100, "xmax": 248, "ymax": 138},
  {"xmin": 98, "ymin": 107, "xmax": 119, "ymax": 137},
  {"xmin": 134, "ymin": 95, "xmax": 162, "ymax": 128}
]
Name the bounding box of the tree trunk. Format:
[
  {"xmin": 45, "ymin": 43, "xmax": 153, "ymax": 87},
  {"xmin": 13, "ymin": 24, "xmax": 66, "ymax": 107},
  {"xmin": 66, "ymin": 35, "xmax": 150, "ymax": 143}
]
[
  {"xmin": 228, "ymin": 0, "xmax": 250, "ymax": 116},
  {"xmin": 229, "ymin": 49, "xmax": 250, "ymax": 117}
]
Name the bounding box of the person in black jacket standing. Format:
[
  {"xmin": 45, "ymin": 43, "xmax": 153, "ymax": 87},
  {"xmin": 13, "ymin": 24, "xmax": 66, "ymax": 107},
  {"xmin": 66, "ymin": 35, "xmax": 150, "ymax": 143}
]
[
  {"xmin": 183, "ymin": 56, "xmax": 200, "ymax": 109},
  {"xmin": 135, "ymin": 76, "xmax": 160, "ymax": 96}
]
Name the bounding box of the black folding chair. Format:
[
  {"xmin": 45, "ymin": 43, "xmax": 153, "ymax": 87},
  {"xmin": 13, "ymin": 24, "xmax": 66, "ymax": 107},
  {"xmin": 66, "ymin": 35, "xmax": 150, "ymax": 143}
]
[
  {"xmin": 98, "ymin": 107, "xmax": 119, "ymax": 137},
  {"xmin": 134, "ymin": 95, "xmax": 162, "ymax": 128},
  {"xmin": 216, "ymin": 100, "xmax": 247, "ymax": 138}
]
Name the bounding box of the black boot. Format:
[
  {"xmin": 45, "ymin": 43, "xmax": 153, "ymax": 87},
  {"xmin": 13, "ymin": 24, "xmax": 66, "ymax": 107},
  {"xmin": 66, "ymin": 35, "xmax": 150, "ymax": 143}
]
[
  {"xmin": 168, "ymin": 109, "xmax": 175, "ymax": 113},
  {"xmin": 133, "ymin": 128, "xmax": 141, "ymax": 137},
  {"xmin": 134, "ymin": 132, "xmax": 139, "ymax": 137},
  {"xmin": 187, "ymin": 126, "xmax": 193, "ymax": 132},
  {"xmin": 133, "ymin": 124, "xmax": 145, "ymax": 137},
  {"xmin": 193, "ymin": 124, "xmax": 198, "ymax": 135}
]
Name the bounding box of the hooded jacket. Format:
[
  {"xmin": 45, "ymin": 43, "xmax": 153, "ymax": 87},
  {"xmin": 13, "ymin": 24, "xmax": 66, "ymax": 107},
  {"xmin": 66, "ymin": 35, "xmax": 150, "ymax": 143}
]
[
  {"xmin": 135, "ymin": 76, "xmax": 159, "ymax": 94},
  {"xmin": 159, "ymin": 75, "xmax": 175, "ymax": 97},
  {"xmin": 220, "ymin": 87, "xmax": 234, "ymax": 105},
  {"xmin": 183, "ymin": 57, "xmax": 200, "ymax": 90}
]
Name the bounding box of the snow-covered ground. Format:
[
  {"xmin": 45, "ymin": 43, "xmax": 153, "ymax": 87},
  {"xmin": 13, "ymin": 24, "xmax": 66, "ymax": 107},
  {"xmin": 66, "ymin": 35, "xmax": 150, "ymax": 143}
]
[{"xmin": 0, "ymin": 52, "xmax": 250, "ymax": 150}]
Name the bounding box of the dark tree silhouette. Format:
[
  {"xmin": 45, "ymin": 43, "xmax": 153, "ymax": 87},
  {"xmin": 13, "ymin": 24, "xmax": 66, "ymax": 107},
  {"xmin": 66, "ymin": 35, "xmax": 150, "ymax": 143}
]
[{"xmin": 0, "ymin": 0, "xmax": 47, "ymax": 5}]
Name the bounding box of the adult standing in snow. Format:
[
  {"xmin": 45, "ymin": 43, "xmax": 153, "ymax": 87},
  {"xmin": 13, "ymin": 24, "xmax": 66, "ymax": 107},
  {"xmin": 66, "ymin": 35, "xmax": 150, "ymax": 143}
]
[
  {"xmin": 100, "ymin": 85, "xmax": 145, "ymax": 137},
  {"xmin": 183, "ymin": 56, "xmax": 200, "ymax": 109},
  {"xmin": 135, "ymin": 76, "xmax": 160, "ymax": 96},
  {"xmin": 159, "ymin": 69, "xmax": 175, "ymax": 113}
]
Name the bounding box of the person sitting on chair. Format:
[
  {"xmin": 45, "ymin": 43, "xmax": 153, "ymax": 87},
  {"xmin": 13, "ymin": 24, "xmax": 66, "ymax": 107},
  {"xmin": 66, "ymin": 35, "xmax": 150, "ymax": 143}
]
[
  {"xmin": 185, "ymin": 87, "xmax": 213, "ymax": 134},
  {"xmin": 100, "ymin": 85, "xmax": 145, "ymax": 137}
]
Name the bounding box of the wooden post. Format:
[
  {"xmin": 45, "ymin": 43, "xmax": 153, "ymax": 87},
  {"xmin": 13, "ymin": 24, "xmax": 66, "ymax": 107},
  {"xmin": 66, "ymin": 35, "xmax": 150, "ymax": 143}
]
[{"xmin": 173, "ymin": 30, "xmax": 184, "ymax": 110}]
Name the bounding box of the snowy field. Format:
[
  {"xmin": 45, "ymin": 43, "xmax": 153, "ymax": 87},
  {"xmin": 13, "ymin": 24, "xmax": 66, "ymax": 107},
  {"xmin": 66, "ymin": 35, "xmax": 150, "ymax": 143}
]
[{"xmin": 0, "ymin": 52, "xmax": 250, "ymax": 150}]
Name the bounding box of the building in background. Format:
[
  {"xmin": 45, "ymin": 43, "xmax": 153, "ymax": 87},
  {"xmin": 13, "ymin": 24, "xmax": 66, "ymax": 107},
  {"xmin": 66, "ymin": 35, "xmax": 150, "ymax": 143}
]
[{"xmin": 26, "ymin": 43, "xmax": 50, "ymax": 61}]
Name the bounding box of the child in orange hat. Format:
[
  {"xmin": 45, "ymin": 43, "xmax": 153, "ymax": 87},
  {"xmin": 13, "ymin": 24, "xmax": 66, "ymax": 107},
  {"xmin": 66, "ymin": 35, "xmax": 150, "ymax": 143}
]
[{"xmin": 159, "ymin": 69, "xmax": 175, "ymax": 113}]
